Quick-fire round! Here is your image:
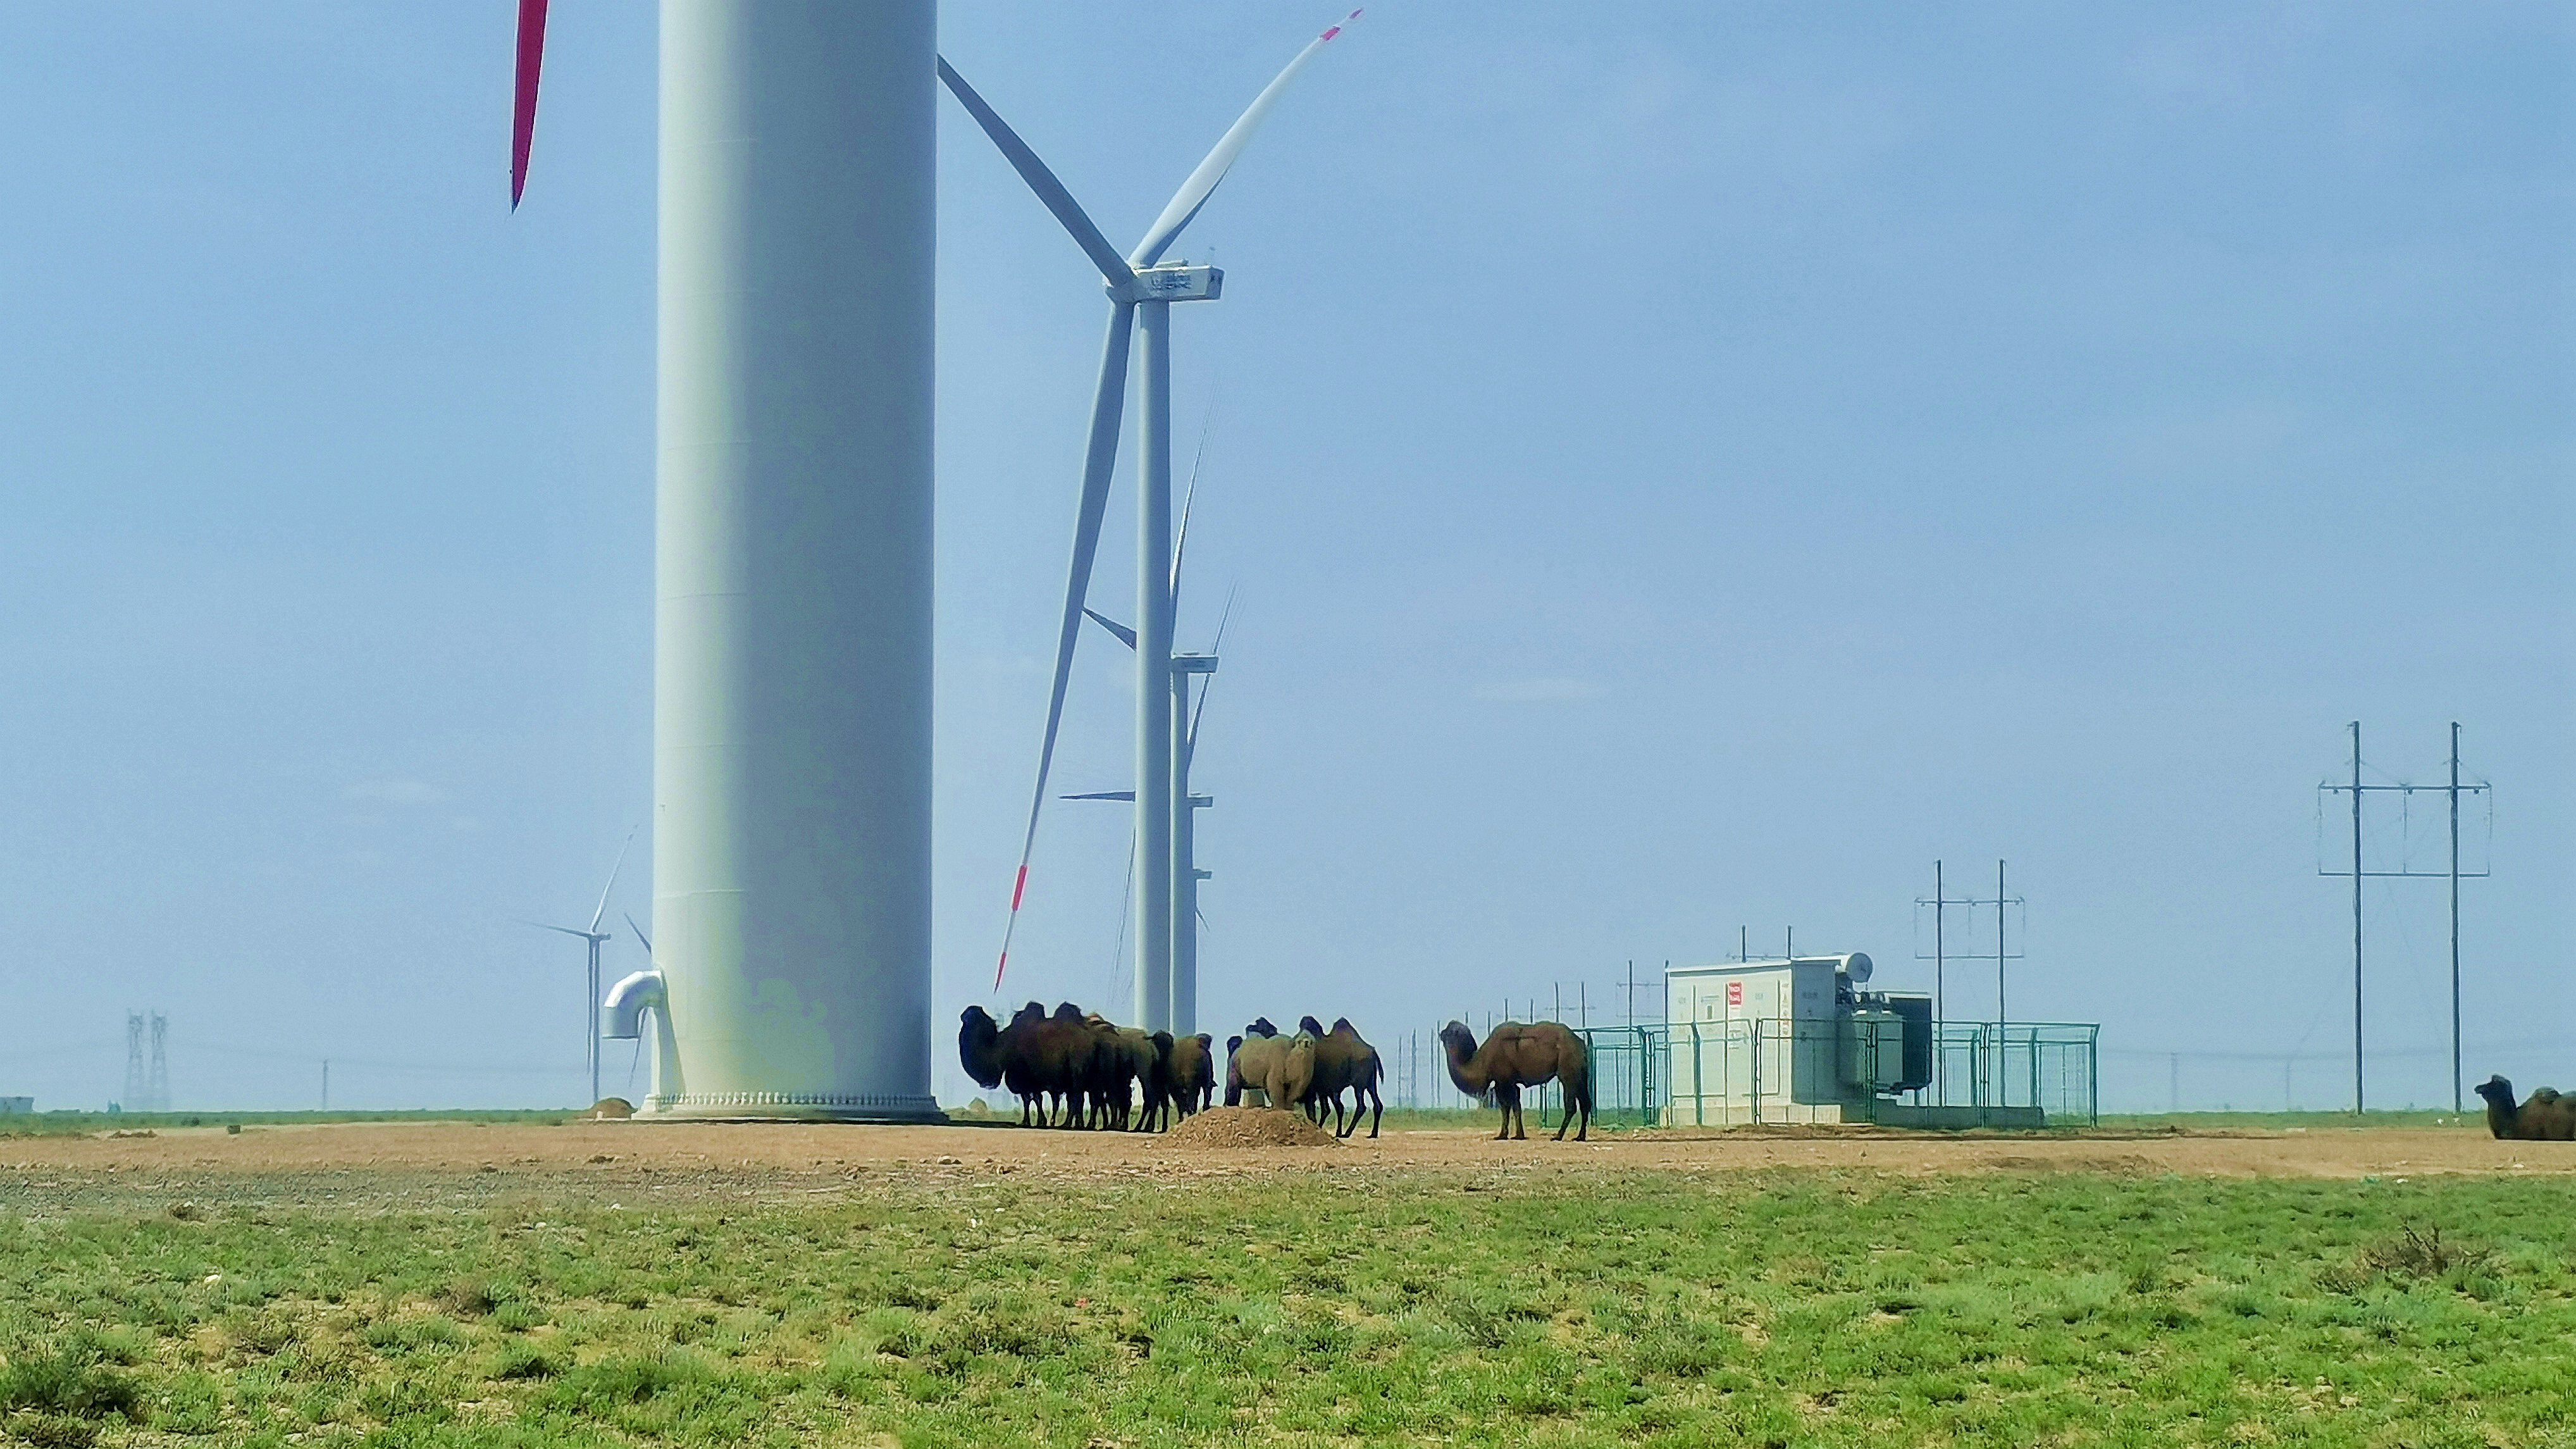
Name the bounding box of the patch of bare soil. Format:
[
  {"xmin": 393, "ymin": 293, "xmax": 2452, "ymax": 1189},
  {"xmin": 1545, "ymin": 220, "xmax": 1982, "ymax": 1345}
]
[
  {"xmin": 1162, "ymin": 1107, "xmax": 1339, "ymax": 1150},
  {"xmin": 0, "ymin": 1120, "xmax": 2559, "ymax": 1211}
]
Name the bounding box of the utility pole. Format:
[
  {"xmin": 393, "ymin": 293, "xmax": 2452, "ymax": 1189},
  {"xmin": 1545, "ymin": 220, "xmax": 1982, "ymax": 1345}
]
[
  {"xmin": 2449, "ymin": 721, "xmax": 2462, "ymax": 1115},
  {"xmin": 2350, "ymin": 721, "xmax": 2363, "ymax": 1114},
  {"xmin": 322, "ymin": 1059, "xmax": 330, "ymax": 1112},
  {"xmin": 1916, "ymin": 861, "xmax": 1967, "ymax": 1024},
  {"xmin": 2318, "ymin": 722, "xmax": 2487, "ymax": 1121},
  {"xmin": 1996, "ymin": 861, "xmax": 2008, "ymax": 1026},
  {"xmin": 1738, "ymin": 926, "xmax": 1747, "ymax": 962}
]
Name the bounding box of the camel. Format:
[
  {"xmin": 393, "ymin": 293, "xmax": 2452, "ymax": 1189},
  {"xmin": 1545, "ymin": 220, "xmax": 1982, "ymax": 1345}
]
[
  {"xmin": 2475, "ymin": 1076, "xmax": 2576, "ymax": 1141},
  {"xmin": 1439, "ymin": 1019, "xmax": 1593, "ymax": 1141},
  {"xmin": 1296, "ymin": 1015, "xmax": 1385, "ymax": 1139},
  {"xmin": 1003, "ymin": 1003, "xmax": 1104, "ymax": 1128},
  {"xmin": 958, "ymin": 1005, "xmax": 1013, "ymax": 1112},
  {"xmin": 1164, "ymin": 1033, "xmax": 1217, "ymax": 1120},
  {"xmin": 1225, "ymin": 1029, "xmax": 1316, "ymax": 1110},
  {"xmin": 1082, "ymin": 1014, "xmax": 1166, "ymax": 1131}
]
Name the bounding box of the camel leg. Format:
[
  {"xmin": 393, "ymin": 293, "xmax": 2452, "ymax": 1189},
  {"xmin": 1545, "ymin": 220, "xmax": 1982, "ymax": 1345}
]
[
  {"xmin": 1369, "ymin": 1085, "xmax": 1384, "ymax": 1139},
  {"xmin": 1492, "ymin": 1085, "xmax": 1514, "ymax": 1140},
  {"xmin": 1552, "ymin": 1081, "xmax": 1571, "ymax": 1141}
]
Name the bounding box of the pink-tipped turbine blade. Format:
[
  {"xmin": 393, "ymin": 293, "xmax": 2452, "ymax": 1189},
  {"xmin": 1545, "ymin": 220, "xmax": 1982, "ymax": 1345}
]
[
  {"xmin": 511, "ymin": 0, "xmax": 550, "ymax": 209},
  {"xmin": 1128, "ymin": 8, "xmax": 1362, "ymax": 268}
]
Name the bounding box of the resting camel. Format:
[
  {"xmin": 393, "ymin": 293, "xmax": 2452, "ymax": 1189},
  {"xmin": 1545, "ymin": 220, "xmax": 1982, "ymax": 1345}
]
[
  {"xmin": 1296, "ymin": 1015, "xmax": 1385, "ymax": 1139},
  {"xmin": 1226, "ymin": 1029, "xmax": 1315, "ymax": 1110},
  {"xmin": 1440, "ymin": 1019, "xmax": 1593, "ymax": 1141},
  {"xmin": 2475, "ymin": 1076, "xmax": 2576, "ymax": 1141},
  {"xmin": 1165, "ymin": 1033, "xmax": 1217, "ymax": 1121}
]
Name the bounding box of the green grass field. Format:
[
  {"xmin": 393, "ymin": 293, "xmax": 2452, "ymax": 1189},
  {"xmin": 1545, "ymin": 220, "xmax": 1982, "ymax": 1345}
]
[{"xmin": 2, "ymin": 1164, "xmax": 2570, "ymax": 1446}]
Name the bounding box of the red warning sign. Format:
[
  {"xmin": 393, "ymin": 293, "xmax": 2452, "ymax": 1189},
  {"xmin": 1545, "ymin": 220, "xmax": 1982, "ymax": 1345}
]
[{"xmin": 1726, "ymin": 981, "xmax": 1743, "ymax": 1009}]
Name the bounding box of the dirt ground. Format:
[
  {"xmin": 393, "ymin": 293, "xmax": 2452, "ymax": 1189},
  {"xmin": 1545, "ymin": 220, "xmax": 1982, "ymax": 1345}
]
[{"xmin": 0, "ymin": 1116, "xmax": 2560, "ymax": 1212}]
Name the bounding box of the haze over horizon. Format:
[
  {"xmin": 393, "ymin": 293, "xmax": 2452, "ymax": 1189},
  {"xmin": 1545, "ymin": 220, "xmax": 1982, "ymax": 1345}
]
[{"xmin": 0, "ymin": 2, "xmax": 2564, "ymax": 1116}]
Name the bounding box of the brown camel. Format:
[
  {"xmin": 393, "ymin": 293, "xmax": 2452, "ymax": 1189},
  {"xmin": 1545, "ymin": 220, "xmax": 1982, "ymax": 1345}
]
[
  {"xmin": 1165, "ymin": 1033, "xmax": 1217, "ymax": 1120},
  {"xmin": 2475, "ymin": 1076, "xmax": 2576, "ymax": 1141},
  {"xmin": 958, "ymin": 1005, "xmax": 1014, "ymax": 1115},
  {"xmin": 1082, "ymin": 1014, "xmax": 1166, "ymax": 1131},
  {"xmin": 1296, "ymin": 1015, "xmax": 1385, "ymax": 1138},
  {"xmin": 1005, "ymin": 1003, "xmax": 1104, "ymax": 1128},
  {"xmin": 1225, "ymin": 1030, "xmax": 1316, "ymax": 1109},
  {"xmin": 1439, "ymin": 1019, "xmax": 1593, "ymax": 1141}
]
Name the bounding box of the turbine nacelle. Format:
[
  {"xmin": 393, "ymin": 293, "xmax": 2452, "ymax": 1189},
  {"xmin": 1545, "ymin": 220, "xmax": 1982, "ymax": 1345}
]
[{"xmin": 1122, "ymin": 264, "xmax": 1223, "ymax": 304}]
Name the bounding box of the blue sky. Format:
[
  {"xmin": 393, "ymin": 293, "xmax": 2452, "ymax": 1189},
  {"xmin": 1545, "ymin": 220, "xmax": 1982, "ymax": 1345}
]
[{"xmin": 0, "ymin": 3, "xmax": 2564, "ymax": 1114}]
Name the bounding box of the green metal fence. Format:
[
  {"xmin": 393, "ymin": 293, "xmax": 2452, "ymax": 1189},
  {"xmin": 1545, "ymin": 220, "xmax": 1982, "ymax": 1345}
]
[{"xmin": 1573, "ymin": 1021, "xmax": 2098, "ymax": 1128}]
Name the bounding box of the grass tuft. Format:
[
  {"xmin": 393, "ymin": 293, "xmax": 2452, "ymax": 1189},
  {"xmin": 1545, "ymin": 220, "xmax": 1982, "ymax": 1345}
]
[{"xmin": 0, "ymin": 1341, "xmax": 139, "ymax": 1421}]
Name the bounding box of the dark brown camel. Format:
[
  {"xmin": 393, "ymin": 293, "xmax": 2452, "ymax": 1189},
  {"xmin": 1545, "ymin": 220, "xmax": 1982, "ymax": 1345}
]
[
  {"xmin": 958, "ymin": 1005, "xmax": 1014, "ymax": 1116},
  {"xmin": 2476, "ymin": 1076, "xmax": 2576, "ymax": 1141},
  {"xmin": 1165, "ymin": 1033, "xmax": 1217, "ymax": 1120},
  {"xmin": 1001, "ymin": 1002, "xmax": 1103, "ymax": 1128},
  {"xmin": 1296, "ymin": 1014, "xmax": 1385, "ymax": 1138},
  {"xmin": 1440, "ymin": 1019, "xmax": 1593, "ymax": 1141},
  {"xmin": 1082, "ymin": 1014, "xmax": 1165, "ymax": 1131}
]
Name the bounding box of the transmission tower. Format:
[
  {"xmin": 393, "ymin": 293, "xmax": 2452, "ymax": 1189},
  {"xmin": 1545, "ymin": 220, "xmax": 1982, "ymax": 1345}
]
[
  {"xmin": 123, "ymin": 1013, "xmax": 146, "ymax": 1111},
  {"xmin": 147, "ymin": 1012, "xmax": 170, "ymax": 1112}
]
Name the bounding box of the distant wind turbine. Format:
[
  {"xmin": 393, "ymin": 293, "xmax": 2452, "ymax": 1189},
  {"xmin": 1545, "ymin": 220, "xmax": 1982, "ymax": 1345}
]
[
  {"xmin": 945, "ymin": 10, "xmax": 1359, "ymax": 1033},
  {"xmin": 526, "ymin": 827, "xmax": 635, "ymax": 1105}
]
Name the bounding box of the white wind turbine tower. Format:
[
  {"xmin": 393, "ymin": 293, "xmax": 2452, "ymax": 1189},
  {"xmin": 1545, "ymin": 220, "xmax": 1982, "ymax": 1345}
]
[
  {"xmin": 528, "ymin": 828, "xmax": 634, "ymax": 1107},
  {"xmin": 948, "ymin": 10, "xmax": 1359, "ymax": 1035}
]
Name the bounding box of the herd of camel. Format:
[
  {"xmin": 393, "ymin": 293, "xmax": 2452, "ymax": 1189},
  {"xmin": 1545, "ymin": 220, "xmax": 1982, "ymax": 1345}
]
[
  {"xmin": 958, "ymin": 1004, "xmax": 1598, "ymax": 1141},
  {"xmin": 962, "ymin": 1004, "xmax": 2573, "ymax": 1148}
]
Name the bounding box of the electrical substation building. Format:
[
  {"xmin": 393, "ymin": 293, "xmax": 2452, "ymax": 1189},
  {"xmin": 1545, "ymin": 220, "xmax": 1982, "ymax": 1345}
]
[{"xmin": 1663, "ymin": 955, "xmax": 1947, "ymax": 1126}]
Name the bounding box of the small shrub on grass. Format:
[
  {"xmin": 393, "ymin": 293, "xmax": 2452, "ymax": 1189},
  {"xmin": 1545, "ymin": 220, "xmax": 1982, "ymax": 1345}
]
[
  {"xmin": 438, "ymin": 1279, "xmax": 500, "ymax": 1317},
  {"xmin": 488, "ymin": 1341, "xmax": 562, "ymax": 1381},
  {"xmin": 2356, "ymin": 1223, "xmax": 2494, "ymax": 1283},
  {"xmin": 0, "ymin": 1340, "xmax": 140, "ymax": 1421},
  {"xmin": 548, "ymin": 1350, "xmax": 712, "ymax": 1412},
  {"xmin": 1, "ymin": 1411, "xmax": 102, "ymax": 1449}
]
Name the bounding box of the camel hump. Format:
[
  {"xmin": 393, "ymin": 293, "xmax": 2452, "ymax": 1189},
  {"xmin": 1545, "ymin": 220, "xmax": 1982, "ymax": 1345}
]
[
  {"xmin": 2532, "ymin": 1086, "xmax": 2563, "ymax": 1105},
  {"xmin": 1299, "ymin": 1015, "xmax": 1327, "ymax": 1036},
  {"xmin": 1332, "ymin": 1017, "xmax": 1358, "ymax": 1035}
]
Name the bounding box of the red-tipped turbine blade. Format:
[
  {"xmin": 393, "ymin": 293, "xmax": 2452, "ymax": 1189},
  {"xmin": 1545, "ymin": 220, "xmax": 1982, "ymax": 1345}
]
[{"xmin": 511, "ymin": 0, "xmax": 550, "ymax": 209}]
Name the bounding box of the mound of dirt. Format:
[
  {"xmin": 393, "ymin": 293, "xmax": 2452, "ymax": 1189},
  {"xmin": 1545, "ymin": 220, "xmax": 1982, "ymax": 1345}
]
[{"xmin": 1163, "ymin": 1107, "xmax": 1339, "ymax": 1149}]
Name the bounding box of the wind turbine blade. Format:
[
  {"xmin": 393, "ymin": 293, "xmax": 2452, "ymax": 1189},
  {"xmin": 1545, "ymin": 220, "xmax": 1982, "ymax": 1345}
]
[
  {"xmin": 510, "ymin": 0, "xmax": 549, "ymax": 209},
  {"xmin": 938, "ymin": 57, "xmax": 1137, "ymax": 291},
  {"xmin": 997, "ymin": 301, "xmax": 1137, "ymax": 992},
  {"xmin": 1083, "ymin": 608, "xmax": 1138, "ymax": 650},
  {"xmin": 1129, "ymin": 9, "xmax": 1362, "ymax": 268},
  {"xmin": 1170, "ymin": 405, "xmax": 1215, "ymax": 599},
  {"xmin": 587, "ymin": 826, "xmax": 637, "ymax": 935},
  {"xmin": 524, "ymin": 920, "xmax": 593, "ymax": 942},
  {"xmin": 1062, "ymin": 790, "xmax": 1137, "ymax": 802},
  {"xmin": 624, "ymin": 911, "xmax": 652, "ymax": 957},
  {"xmin": 1186, "ymin": 583, "xmax": 1239, "ymax": 754}
]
